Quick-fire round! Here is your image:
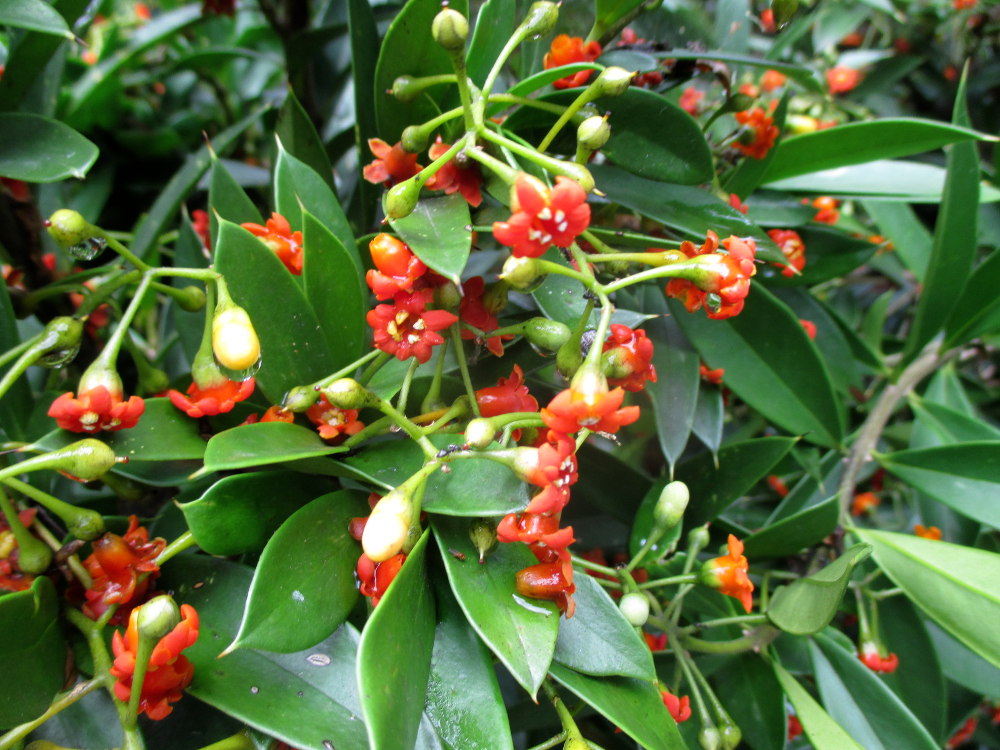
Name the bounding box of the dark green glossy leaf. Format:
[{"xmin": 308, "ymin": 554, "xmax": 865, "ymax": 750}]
[
  {"xmin": 199, "ymin": 422, "xmax": 348, "ymax": 476},
  {"xmin": 25, "ymin": 689, "xmax": 121, "ymax": 748},
  {"xmin": 276, "ymin": 90, "xmax": 335, "ymax": 192},
  {"xmin": 0, "ymin": 0, "xmax": 72, "ymax": 37},
  {"xmin": 572, "ymin": 443, "xmax": 652, "ymax": 524},
  {"xmin": 348, "ymin": 0, "xmax": 380, "ymax": 231},
  {"xmin": 772, "ymin": 659, "xmax": 864, "ymax": 750},
  {"xmin": 467, "ymin": 0, "xmax": 514, "ymax": 87},
  {"xmin": 905, "ymin": 72, "xmax": 980, "ymax": 359},
  {"xmin": 854, "ymin": 529, "xmax": 1000, "ymax": 669},
  {"xmin": 161, "ymin": 556, "xmax": 369, "ymax": 750},
  {"xmin": 768, "ymin": 449, "xmax": 842, "ymax": 522},
  {"xmin": 548, "ymin": 663, "xmax": 685, "ymax": 750},
  {"xmin": 648, "ymin": 345, "xmax": 698, "ymax": 474},
  {"xmin": 215, "ymin": 219, "xmax": 336, "ymax": 402},
  {"xmin": 810, "ymin": 633, "xmax": 938, "ymax": 750},
  {"xmin": 208, "ymin": 157, "xmax": 261, "ymax": 247},
  {"xmin": 373, "ymin": 0, "xmax": 468, "ymax": 143},
  {"xmin": 358, "ymin": 531, "xmax": 434, "ymax": 750},
  {"xmin": 388, "ymin": 193, "xmax": 471, "ymax": 285},
  {"xmin": 425, "ymin": 584, "xmax": 514, "ymax": 750},
  {"xmin": 302, "ymin": 211, "xmax": 366, "ymax": 369},
  {"xmin": 862, "ymin": 200, "xmax": 932, "ymax": 280},
  {"xmin": 433, "ymin": 516, "xmax": 559, "ymax": 698},
  {"xmin": 766, "ymin": 544, "xmax": 871, "ymax": 635},
  {"xmin": 554, "ymin": 574, "xmax": 654, "ymax": 680},
  {"xmin": 0, "ymin": 113, "xmax": 97, "ymax": 182},
  {"xmin": 0, "ymin": 284, "xmax": 32, "ymax": 441},
  {"xmin": 179, "ymin": 470, "xmax": 334, "ymax": 556},
  {"xmin": 945, "ymin": 248, "xmax": 1000, "ymax": 346},
  {"xmin": 593, "ymin": 0, "xmax": 644, "ymax": 38},
  {"xmin": 101, "ymin": 398, "xmax": 205, "ymax": 461},
  {"xmin": 763, "ymin": 119, "xmax": 989, "ymax": 183},
  {"xmin": 274, "ymin": 139, "xmax": 354, "ymax": 254},
  {"xmin": 910, "ymin": 399, "xmax": 1000, "ymax": 444},
  {"xmin": 342, "ymin": 436, "xmax": 528, "ymax": 515},
  {"xmin": 0, "ymin": 577, "xmax": 64, "ymax": 728},
  {"xmin": 879, "ymin": 596, "xmax": 946, "ymax": 743},
  {"xmin": 679, "ymin": 437, "xmax": 797, "ymax": 527},
  {"xmin": 743, "ymin": 496, "xmax": 839, "ymax": 559},
  {"xmin": 714, "ymin": 654, "xmax": 785, "ymax": 750},
  {"xmin": 725, "ymin": 94, "xmax": 789, "ymax": 200},
  {"xmin": 925, "ymin": 619, "xmax": 1000, "ymax": 698},
  {"xmin": 655, "ymin": 49, "xmax": 823, "ymax": 92},
  {"xmin": 229, "ymin": 491, "xmax": 367, "ymax": 653},
  {"xmin": 498, "ymin": 64, "xmax": 606, "ymax": 107},
  {"xmin": 691, "ymin": 384, "xmax": 723, "ymax": 455},
  {"xmin": 876, "ymin": 442, "xmax": 1000, "ymax": 528},
  {"xmin": 744, "ymin": 189, "xmax": 815, "ymax": 228},
  {"xmin": 670, "ymin": 286, "xmax": 844, "ymax": 448}
]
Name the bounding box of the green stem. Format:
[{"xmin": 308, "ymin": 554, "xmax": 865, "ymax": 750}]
[
  {"xmin": 688, "ymin": 614, "xmax": 768, "ymax": 631},
  {"xmin": 99, "ymin": 232, "xmax": 152, "ymax": 272},
  {"xmin": 0, "ymin": 335, "xmax": 37, "ymax": 370},
  {"xmin": 412, "ymin": 134, "xmax": 471, "ymax": 190},
  {"xmin": 537, "ymin": 85, "xmax": 601, "ymax": 153},
  {"xmin": 88, "ymin": 273, "xmax": 154, "ymax": 375},
  {"xmin": 358, "ymin": 351, "xmax": 392, "ymax": 387},
  {"xmin": 535, "ymin": 259, "xmax": 600, "ymax": 290},
  {"xmin": 680, "ymin": 627, "xmax": 780, "ymax": 655},
  {"xmin": 343, "ymin": 415, "xmax": 394, "ymax": 451},
  {"xmin": 525, "ymin": 733, "xmax": 569, "ymax": 750},
  {"xmin": 571, "ymin": 553, "xmax": 618, "ymax": 577},
  {"xmin": 421, "ymin": 339, "xmax": 448, "ymax": 413},
  {"xmin": 445, "ymin": 49, "xmax": 477, "ymax": 131},
  {"xmin": 154, "ymin": 531, "xmax": 197, "ymax": 566},
  {"xmin": 0, "ymin": 679, "xmax": 102, "ymax": 749},
  {"xmin": 0, "ymin": 333, "xmax": 46, "ymax": 402},
  {"xmin": 314, "ymin": 349, "xmax": 382, "ymax": 391},
  {"xmin": 675, "ymin": 648, "xmax": 713, "ymax": 729},
  {"xmin": 600, "ymin": 259, "xmax": 717, "ymax": 294},
  {"xmin": 1, "ymin": 475, "xmax": 97, "ymax": 530},
  {"xmin": 584, "ymin": 294, "xmax": 614, "ymax": 369},
  {"xmin": 370, "ymin": 395, "xmax": 438, "ymax": 458},
  {"xmin": 449, "ymin": 326, "xmax": 481, "ymax": 417},
  {"xmin": 488, "ymin": 93, "xmax": 568, "ymax": 116},
  {"xmin": 546, "ymin": 682, "xmax": 589, "ymax": 747},
  {"xmin": 638, "ymin": 574, "xmax": 698, "ymax": 590},
  {"xmin": 462, "ymin": 143, "xmax": 520, "ymax": 184},
  {"xmin": 397, "ymin": 358, "xmax": 420, "ymax": 415},
  {"xmin": 125, "ymin": 633, "xmax": 155, "ymax": 729},
  {"xmin": 480, "ymin": 127, "xmax": 591, "ymax": 183},
  {"xmin": 419, "ymin": 398, "xmax": 471, "ymax": 435}
]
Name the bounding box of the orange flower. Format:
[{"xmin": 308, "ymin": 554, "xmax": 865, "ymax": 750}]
[
  {"xmin": 767, "ymin": 474, "xmax": 789, "ymax": 497},
  {"xmin": 679, "ymin": 87, "xmax": 704, "ymax": 116},
  {"xmin": 425, "ymin": 137, "xmax": 483, "ymax": 207},
  {"xmin": 356, "ymin": 552, "xmax": 406, "ymax": 607},
  {"xmin": 48, "ymin": 385, "xmax": 145, "ymax": 434},
  {"xmin": 540, "ymin": 371, "xmax": 640, "ymax": 436},
  {"xmin": 83, "ymin": 516, "xmax": 166, "ymax": 624},
  {"xmin": 800, "ymin": 319, "xmax": 817, "ymax": 339},
  {"xmin": 543, "ymin": 35, "xmax": 602, "ymax": 89},
  {"xmin": 110, "ymin": 603, "xmax": 199, "ymax": 720},
  {"xmin": 515, "ymin": 555, "xmax": 576, "ymax": 617},
  {"xmin": 761, "ymin": 69, "xmax": 787, "ymax": 92},
  {"xmin": 733, "ymin": 108, "xmax": 779, "ymax": 159},
  {"xmin": 787, "ymin": 715, "xmax": 803, "ymax": 741},
  {"xmin": 242, "ymin": 212, "xmax": 303, "ymax": 275},
  {"xmin": 602, "ymin": 324, "xmax": 657, "ymax": 392},
  {"xmin": 699, "ymin": 363, "xmax": 725, "ymax": 386},
  {"xmin": 476, "ymin": 364, "xmax": 538, "ymax": 418},
  {"xmin": 858, "ymin": 641, "xmax": 899, "ymax": 674},
  {"xmin": 953, "ymin": 0, "xmax": 977, "ymax": 9},
  {"xmin": 367, "ymin": 289, "xmax": 458, "ymax": 364},
  {"xmin": 366, "ymin": 233, "xmax": 427, "ymax": 300},
  {"xmin": 826, "ymin": 66, "xmax": 861, "ymax": 95},
  {"xmin": 914, "ymin": 524, "xmax": 942, "ymax": 540},
  {"xmin": 767, "ymin": 228, "xmax": 806, "ymax": 277},
  {"xmin": 947, "ymin": 717, "xmax": 979, "ymax": 749},
  {"xmin": 493, "ymin": 174, "xmax": 591, "ymax": 258},
  {"xmin": 362, "ymin": 139, "xmax": 421, "ymax": 187},
  {"xmin": 191, "ymin": 209, "xmax": 211, "ymax": 251},
  {"xmin": 168, "ymin": 377, "xmax": 255, "ymax": 418},
  {"xmin": 809, "ymin": 196, "xmax": 840, "ymax": 224},
  {"xmin": 699, "ymin": 534, "xmax": 754, "ymax": 613},
  {"xmin": 728, "ymin": 193, "xmax": 748, "ymax": 214},
  {"xmin": 459, "ymin": 276, "xmax": 511, "ymax": 357},
  {"xmin": 307, "ymin": 394, "xmax": 364, "ymax": 441},
  {"xmin": 851, "ymin": 491, "xmax": 880, "ymax": 516},
  {"xmin": 661, "ymin": 689, "xmax": 692, "ymax": 723}
]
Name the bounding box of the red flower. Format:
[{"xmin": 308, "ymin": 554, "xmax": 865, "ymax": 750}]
[
  {"xmin": 767, "ymin": 228, "xmax": 806, "ymax": 277},
  {"xmin": 699, "ymin": 363, "xmax": 725, "ymax": 386},
  {"xmin": 425, "ymin": 137, "xmax": 483, "ymax": 207},
  {"xmin": 242, "ymin": 212, "xmax": 303, "ymax": 275},
  {"xmin": 858, "ymin": 641, "xmax": 899, "ymax": 674},
  {"xmin": 191, "ymin": 209, "xmax": 211, "ymax": 250},
  {"xmin": 515, "ymin": 555, "xmax": 576, "ymax": 617},
  {"xmin": 497, "ymin": 513, "xmax": 575, "ymax": 553},
  {"xmin": 767, "ymin": 475, "xmax": 789, "ymax": 497},
  {"xmin": 760, "ymin": 8, "xmax": 776, "ymax": 32},
  {"xmin": 947, "ymin": 716, "xmax": 978, "ymax": 749},
  {"xmin": 459, "ymin": 276, "xmax": 511, "ymax": 356},
  {"xmin": 699, "ymin": 534, "xmax": 754, "ymax": 613},
  {"xmin": 366, "ymin": 233, "xmax": 427, "ymax": 300},
  {"xmin": 307, "ymin": 394, "xmax": 364, "ymax": 441},
  {"xmin": 679, "ymin": 87, "xmax": 704, "ymax": 116},
  {"xmin": 168, "ymin": 377, "xmax": 255, "ymax": 418},
  {"xmin": 644, "ymin": 631, "xmax": 667, "ymax": 651},
  {"xmin": 827, "ymin": 66, "xmax": 861, "ymax": 95},
  {"xmin": 49, "ymin": 385, "xmax": 145, "ymax": 433},
  {"xmin": 733, "ymin": 108, "xmax": 779, "ymax": 159},
  {"xmin": 541, "ymin": 373, "xmax": 640, "ymax": 436},
  {"xmin": 661, "ymin": 690, "xmax": 692, "ymax": 723},
  {"xmin": 476, "ymin": 364, "xmax": 538, "ymax": 417},
  {"xmin": 851, "ymin": 491, "xmax": 880, "ymax": 516},
  {"xmin": 83, "ymin": 516, "xmax": 166, "ymax": 624},
  {"xmin": 809, "ymin": 196, "xmax": 840, "ymax": 224},
  {"xmin": 543, "ymin": 35, "xmax": 602, "ymax": 89},
  {"xmin": 110, "ymin": 603, "xmax": 199, "ymax": 720},
  {"xmin": 914, "ymin": 524, "xmax": 942, "ymax": 540},
  {"xmin": 362, "ymin": 139, "xmax": 421, "ymax": 187},
  {"xmin": 728, "ymin": 193, "xmax": 748, "ymax": 214},
  {"xmin": 367, "ymin": 288, "xmax": 458, "ymax": 364},
  {"xmin": 665, "ymin": 231, "xmax": 757, "ymax": 319},
  {"xmin": 493, "ymin": 174, "xmax": 590, "ymax": 258},
  {"xmin": 356, "ymin": 552, "xmax": 406, "ymax": 607},
  {"xmin": 0, "ymin": 508, "xmax": 38, "ymax": 593},
  {"xmin": 761, "ymin": 69, "xmax": 787, "ymax": 92},
  {"xmin": 787, "ymin": 715, "xmax": 803, "ymax": 741},
  {"xmin": 602, "ymin": 324, "xmax": 657, "ymax": 392}
]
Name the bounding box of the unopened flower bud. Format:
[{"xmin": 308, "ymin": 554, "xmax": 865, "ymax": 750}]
[
  {"xmin": 787, "ymin": 114, "xmax": 819, "ymax": 134},
  {"xmin": 619, "ymin": 592, "xmax": 650, "ymax": 626},
  {"xmin": 593, "ymin": 67, "xmax": 634, "ymax": 98},
  {"xmin": 435, "ymin": 281, "xmax": 462, "ymax": 313},
  {"xmin": 391, "ymin": 75, "xmax": 421, "ymax": 102},
  {"xmin": 482, "ymin": 281, "xmax": 508, "ymax": 315},
  {"xmin": 688, "ymin": 525, "xmax": 711, "ymax": 554},
  {"xmin": 401, "ymin": 124, "xmax": 429, "ymax": 153},
  {"xmin": 465, "ymin": 418, "xmax": 496, "ymax": 449},
  {"xmin": 65, "ymin": 507, "xmax": 106, "ymax": 541},
  {"xmin": 51, "ymin": 439, "xmax": 118, "ymax": 482},
  {"xmin": 4, "ymin": 517, "xmax": 51, "ymax": 574},
  {"xmin": 432, "ymin": 8, "xmax": 468, "ymax": 51},
  {"xmin": 523, "ymin": 317, "xmax": 571, "ymax": 352},
  {"xmin": 363, "ymin": 488, "xmax": 416, "ymax": 562},
  {"xmin": 653, "ymin": 481, "xmax": 689, "ymax": 533},
  {"xmin": 138, "ymin": 366, "xmax": 171, "ymax": 396},
  {"xmin": 468, "ymin": 519, "xmax": 497, "ymax": 563},
  {"xmin": 550, "ymin": 162, "xmax": 595, "ymax": 193},
  {"xmin": 699, "ymin": 726, "xmax": 723, "ymax": 750},
  {"xmin": 501, "ymin": 256, "xmax": 544, "ymax": 291},
  {"xmin": 284, "ymin": 385, "xmax": 321, "ymax": 412},
  {"xmin": 577, "ymin": 115, "xmax": 611, "ymax": 151},
  {"xmin": 720, "ymin": 723, "xmax": 742, "ymax": 750},
  {"xmin": 136, "ymin": 595, "xmax": 181, "ymax": 641},
  {"xmin": 384, "ymin": 178, "xmax": 421, "ymax": 219},
  {"xmin": 556, "ymin": 335, "xmax": 584, "ymax": 380},
  {"xmin": 45, "ymin": 209, "xmax": 98, "ymax": 249},
  {"xmin": 324, "ymin": 378, "xmax": 370, "ymax": 410},
  {"xmin": 174, "ymin": 285, "xmax": 207, "ymax": 312},
  {"xmin": 212, "ymin": 305, "xmax": 260, "ymax": 371},
  {"xmin": 36, "ymin": 316, "xmax": 83, "ymax": 367},
  {"xmin": 519, "ymin": 1, "xmax": 559, "ymax": 37}
]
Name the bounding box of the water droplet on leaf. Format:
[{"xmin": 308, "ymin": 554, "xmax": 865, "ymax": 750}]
[{"xmin": 67, "ymin": 237, "xmax": 106, "ymax": 261}]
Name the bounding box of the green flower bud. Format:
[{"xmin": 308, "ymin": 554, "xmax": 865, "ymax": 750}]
[
  {"xmin": 2, "ymin": 511, "xmax": 52, "ymax": 574},
  {"xmin": 36, "ymin": 316, "xmax": 83, "ymax": 368},
  {"xmin": 45, "ymin": 209, "xmax": 98, "ymax": 249},
  {"xmin": 619, "ymin": 592, "xmax": 650, "ymax": 626},
  {"xmin": 653, "ymin": 481, "xmax": 689, "ymax": 533},
  {"xmin": 401, "ymin": 124, "xmax": 429, "ymax": 153},
  {"xmin": 699, "ymin": 726, "xmax": 723, "ymax": 750},
  {"xmin": 482, "ymin": 281, "xmax": 508, "ymax": 315},
  {"xmin": 174, "ymin": 285, "xmax": 207, "ymax": 312},
  {"xmin": 136, "ymin": 594, "xmax": 181, "ymax": 641},
  {"xmin": 324, "ymin": 378, "xmax": 371, "ymax": 411},
  {"xmin": 688, "ymin": 525, "xmax": 711, "ymax": 555},
  {"xmin": 468, "ymin": 519, "xmax": 497, "ymax": 563},
  {"xmin": 556, "ymin": 332, "xmax": 585, "ymax": 380},
  {"xmin": 212, "ymin": 304, "xmax": 260, "ymax": 371},
  {"xmin": 432, "ymin": 8, "xmax": 469, "ymax": 51},
  {"xmin": 523, "ymin": 317, "xmax": 571, "ymax": 352},
  {"xmin": 391, "ymin": 75, "xmax": 421, "ymax": 102},
  {"xmin": 500, "ymin": 256, "xmax": 544, "ymax": 291},
  {"xmin": 66, "ymin": 507, "xmax": 106, "ymax": 541},
  {"xmin": 435, "ymin": 281, "xmax": 462, "ymax": 313},
  {"xmin": 51, "ymin": 439, "xmax": 118, "ymax": 482},
  {"xmin": 592, "ymin": 67, "xmax": 634, "ymax": 98},
  {"xmin": 384, "ymin": 179, "xmax": 421, "ymax": 219},
  {"xmin": 577, "ymin": 115, "xmax": 611, "ymax": 151},
  {"xmin": 519, "ymin": 1, "xmax": 559, "ymax": 37},
  {"xmin": 465, "ymin": 418, "xmax": 496, "ymax": 450},
  {"xmin": 549, "ymin": 161, "xmax": 595, "ymax": 193},
  {"xmin": 720, "ymin": 722, "xmax": 742, "ymax": 750},
  {"xmin": 138, "ymin": 366, "xmax": 171, "ymax": 397},
  {"xmin": 284, "ymin": 385, "xmax": 321, "ymax": 412}
]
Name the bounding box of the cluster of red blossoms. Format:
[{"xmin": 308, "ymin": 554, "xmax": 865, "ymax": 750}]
[
  {"xmin": 492, "ymin": 173, "xmax": 591, "ymax": 258},
  {"xmin": 543, "ymin": 34, "xmax": 602, "ymax": 89},
  {"xmin": 663, "ymin": 231, "xmax": 759, "ymax": 319},
  {"xmin": 733, "ymin": 107, "xmax": 780, "ymax": 160},
  {"xmin": 350, "ymin": 494, "xmax": 405, "ymax": 607},
  {"xmin": 82, "ymin": 515, "xmax": 166, "ymax": 624},
  {"xmin": 363, "ymin": 137, "xmax": 483, "ymax": 207},
  {"xmin": 767, "ymin": 228, "xmax": 807, "ymax": 277}
]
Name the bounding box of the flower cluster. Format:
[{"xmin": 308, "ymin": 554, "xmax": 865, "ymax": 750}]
[
  {"xmin": 602, "ymin": 324, "xmax": 657, "ymax": 392},
  {"xmin": 49, "ymin": 385, "xmax": 145, "ymax": 434},
  {"xmin": 168, "ymin": 376, "xmax": 255, "ymax": 418},
  {"xmin": 664, "ymin": 231, "xmax": 758, "ymax": 319},
  {"xmin": 110, "ymin": 602, "xmax": 199, "ymax": 719},
  {"xmin": 493, "ymin": 173, "xmax": 590, "ymax": 258},
  {"xmin": 242, "ymin": 212, "xmax": 304, "ymax": 275},
  {"xmin": 543, "ymin": 35, "xmax": 602, "ymax": 89},
  {"xmin": 82, "ymin": 515, "xmax": 166, "ymax": 624},
  {"xmin": 767, "ymin": 229, "xmax": 807, "ymax": 277},
  {"xmin": 733, "ymin": 107, "xmax": 779, "ymax": 159},
  {"xmin": 698, "ymin": 534, "xmax": 754, "ymax": 612},
  {"xmin": 363, "ymin": 137, "xmax": 483, "ymax": 208}
]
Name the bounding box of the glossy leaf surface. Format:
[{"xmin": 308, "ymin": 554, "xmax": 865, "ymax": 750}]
[
  {"xmin": 743, "ymin": 495, "xmax": 839, "ymax": 558},
  {"xmin": 388, "ymin": 193, "xmax": 472, "ymax": 286},
  {"xmin": 772, "ymin": 659, "xmax": 864, "ymax": 750},
  {"xmin": 0, "ymin": 113, "xmax": 97, "ymax": 182},
  {"xmin": 200, "ymin": 422, "xmax": 348, "ymax": 475}
]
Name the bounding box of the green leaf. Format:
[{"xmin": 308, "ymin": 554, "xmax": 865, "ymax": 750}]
[
  {"xmin": 648, "ymin": 345, "xmax": 699, "ymax": 474},
  {"xmin": 215, "ymin": 219, "xmax": 337, "ymax": 402},
  {"xmin": 433, "ymin": 516, "xmax": 559, "ymax": 698},
  {"xmin": 276, "ymin": 90, "xmax": 335, "ymax": 192},
  {"xmin": 766, "ymin": 544, "xmax": 872, "ymax": 635},
  {"xmin": 425, "ymin": 584, "xmax": 514, "ymax": 750},
  {"xmin": 854, "ymin": 529, "xmax": 1000, "ymax": 668},
  {"xmin": 161, "ymin": 556, "xmax": 369, "ymax": 750},
  {"xmin": 179, "ymin": 470, "xmax": 334, "ymax": 556},
  {"xmin": 0, "ymin": 113, "xmax": 97, "ymax": 182},
  {"xmin": 945, "ymin": 248, "xmax": 1000, "ymax": 346},
  {"xmin": 862, "ymin": 200, "xmax": 932, "ymax": 281},
  {"xmin": 572, "ymin": 443, "xmax": 652, "ymax": 524},
  {"xmin": 0, "ymin": 0, "xmax": 72, "ymax": 37},
  {"xmin": 925, "ymin": 619, "xmax": 1000, "ymax": 698},
  {"xmin": 691, "ymin": 384, "xmax": 723, "ymax": 455},
  {"xmin": 768, "ymin": 449, "xmax": 843, "ymax": 522},
  {"xmin": 0, "ymin": 577, "xmax": 64, "ymax": 728},
  {"xmin": 342, "ymin": 436, "xmax": 528, "ymax": 515},
  {"xmin": 678, "ymin": 437, "xmax": 797, "ymax": 527},
  {"xmin": 714, "ymin": 654, "xmax": 786, "ymax": 750},
  {"xmin": 763, "ymin": 119, "xmax": 990, "ymax": 183},
  {"xmin": 467, "ymin": 0, "xmax": 514, "ymax": 87},
  {"xmin": 208, "ymin": 157, "xmax": 261, "ymax": 246},
  {"xmin": 909, "ymin": 399, "xmax": 1000, "ymax": 444},
  {"xmin": 229, "ymin": 491, "xmax": 367, "ymax": 654},
  {"xmin": 810, "ymin": 633, "xmax": 939, "ymax": 750},
  {"xmin": 593, "ymin": 0, "xmax": 644, "ymax": 38},
  {"xmin": 761, "ymin": 226, "xmax": 877, "ymax": 287},
  {"xmin": 199, "ymin": 422, "xmax": 348, "ymax": 476},
  {"xmin": 302, "ymin": 211, "xmax": 367, "ymax": 369},
  {"xmin": 357, "ymin": 531, "xmax": 435, "ymax": 750},
  {"xmin": 904, "ymin": 72, "xmax": 980, "ymax": 359},
  {"xmin": 0, "ymin": 284, "xmax": 33, "ymax": 441},
  {"xmin": 102, "ymin": 398, "xmax": 206, "ymax": 461},
  {"xmin": 373, "ymin": 0, "xmax": 468, "ymax": 143},
  {"xmin": 348, "ymin": 0, "xmax": 380, "ymax": 231},
  {"xmin": 876, "ymin": 442, "xmax": 1000, "ymax": 528},
  {"xmin": 772, "ymin": 659, "xmax": 864, "ymax": 750},
  {"xmin": 743, "ymin": 496, "xmax": 839, "ymax": 559},
  {"xmin": 548, "ymin": 663, "xmax": 685, "ymax": 750},
  {"xmin": 388, "ymin": 193, "xmax": 471, "ymax": 285},
  {"xmin": 553, "ymin": 574, "xmax": 655, "ymax": 680},
  {"xmin": 671, "ymin": 285, "xmax": 844, "ymax": 448},
  {"xmin": 273, "ymin": 138, "xmax": 354, "ymax": 254}
]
